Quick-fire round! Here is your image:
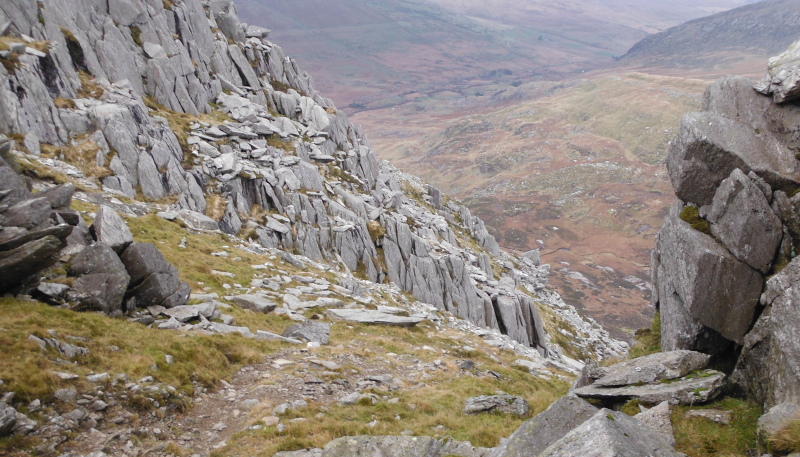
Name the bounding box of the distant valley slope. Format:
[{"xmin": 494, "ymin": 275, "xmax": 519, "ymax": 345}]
[{"xmin": 618, "ymin": 0, "xmax": 800, "ymax": 78}]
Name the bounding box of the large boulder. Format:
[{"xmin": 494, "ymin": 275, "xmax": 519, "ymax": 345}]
[
  {"xmin": 706, "ymin": 168, "xmax": 782, "ymax": 273},
  {"xmin": 652, "ymin": 202, "xmax": 763, "ymax": 350},
  {"xmin": 491, "ymin": 395, "xmax": 597, "ymax": 457},
  {"xmin": 67, "ymin": 243, "xmax": 130, "ymax": 314},
  {"xmin": 120, "ymin": 242, "xmax": 190, "ymax": 309},
  {"xmin": 730, "ymin": 257, "xmax": 800, "ymax": 409},
  {"xmin": 537, "ymin": 409, "xmax": 684, "ymax": 457}
]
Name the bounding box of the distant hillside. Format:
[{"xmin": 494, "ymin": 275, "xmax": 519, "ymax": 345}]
[
  {"xmin": 619, "ymin": 0, "xmax": 800, "ymax": 75},
  {"xmin": 233, "ymin": 0, "xmax": 749, "ymax": 108}
]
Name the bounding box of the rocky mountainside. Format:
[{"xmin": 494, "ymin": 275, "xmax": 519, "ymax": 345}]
[
  {"xmin": 0, "ymin": 0, "xmax": 638, "ymax": 455},
  {"xmin": 618, "ymin": 0, "xmax": 800, "ymax": 76}
]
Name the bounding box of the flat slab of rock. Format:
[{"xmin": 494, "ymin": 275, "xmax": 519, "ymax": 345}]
[
  {"xmin": 178, "ymin": 210, "xmax": 220, "ymax": 231},
  {"xmin": 162, "ymin": 303, "xmax": 216, "ymax": 323},
  {"xmin": 491, "ymin": 395, "xmax": 597, "ymax": 457},
  {"xmin": 574, "ymin": 369, "xmax": 726, "ymax": 405},
  {"xmin": 327, "ymin": 309, "xmax": 424, "ymax": 327},
  {"xmin": 464, "ymin": 394, "xmax": 529, "ymax": 416},
  {"xmin": 538, "ymin": 409, "xmax": 684, "ymax": 457},
  {"xmin": 322, "ymin": 435, "xmax": 491, "ymax": 457},
  {"xmin": 230, "ymin": 294, "xmax": 276, "ymax": 313},
  {"xmin": 594, "ymin": 350, "xmax": 711, "ymax": 387},
  {"xmin": 637, "ymin": 401, "xmax": 675, "ymax": 446}
]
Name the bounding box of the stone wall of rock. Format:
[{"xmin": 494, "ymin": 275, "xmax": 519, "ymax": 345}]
[
  {"xmin": 653, "ymin": 39, "xmax": 800, "ymax": 410},
  {"xmin": 0, "ymin": 0, "xmax": 626, "ymax": 361}
]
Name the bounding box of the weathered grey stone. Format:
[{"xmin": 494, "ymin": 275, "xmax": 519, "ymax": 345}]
[
  {"xmin": 652, "ymin": 202, "xmax": 762, "ymax": 350},
  {"xmin": 230, "ymin": 294, "xmax": 276, "ymax": 313},
  {"xmin": 162, "ymin": 303, "xmax": 215, "ymax": 323},
  {"xmin": 755, "ymin": 39, "xmax": 800, "ymax": 103},
  {"xmin": 274, "ymin": 450, "xmax": 322, "ymax": 457},
  {"xmin": 637, "ymin": 402, "xmax": 675, "ymax": 446},
  {"xmin": 538, "ymin": 409, "xmax": 683, "ymax": 457},
  {"xmin": 706, "ymin": 168, "xmax": 782, "ymax": 273},
  {"xmin": 327, "ymin": 309, "xmax": 424, "ymax": 327},
  {"xmin": 685, "ymin": 409, "xmax": 731, "ymax": 425},
  {"xmin": 731, "ymin": 257, "xmax": 800, "ymax": 409},
  {"xmin": 574, "ymin": 369, "xmax": 726, "ymax": 405},
  {"xmin": 322, "ymin": 435, "xmax": 491, "ymax": 457},
  {"xmin": 594, "ymin": 350, "xmax": 711, "ymax": 387},
  {"xmin": 282, "ymin": 321, "xmax": 330, "ymax": 345},
  {"xmin": 491, "ymin": 395, "xmax": 597, "ymax": 457},
  {"xmin": 0, "ymin": 224, "xmax": 72, "ymax": 252},
  {"xmin": 68, "ymin": 243, "xmax": 130, "ymax": 314},
  {"xmin": 463, "ymin": 394, "xmax": 528, "ymax": 416},
  {"xmin": 90, "ymin": 206, "xmax": 133, "ymax": 253}
]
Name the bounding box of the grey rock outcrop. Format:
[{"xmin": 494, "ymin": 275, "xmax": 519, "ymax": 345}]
[
  {"xmin": 537, "ymin": 409, "xmax": 684, "ymax": 457},
  {"xmin": 327, "ymin": 309, "xmax": 425, "ymax": 327},
  {"xmin": 282, "ymin": 321, "xmax": 330, "ymax": 345},
  {"xmin": 491, "ymin": 395, "xmax": 597, "ymax": 457},
  {"xmin": 655, "ymin": 44, "xmax": 800, "ymax": 413},
  {"xmin": 230, "ymin": 294, "xmax": 276, "ymax": 313}
]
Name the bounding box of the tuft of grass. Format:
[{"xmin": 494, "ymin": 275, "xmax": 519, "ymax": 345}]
[
  {"xmin": 130, "ymin": 25, "xmax": 143, "ymax": 47},
  {"xmin": 672, "ymin": 397, "xmax": 761, "ymax": 457},
  {"xmin": 53, "ymin": 97, "xmax": 76, "ymax": 109},
  {"xmin": 628, "ymin": 312, "xmax": 661, "ymax": 359},
  {"xmin": 768, "ymin": 418, "xmax": 800, "ymax": 455},
  {"xmin": 40, "ymin": 140, "xmax": 112, "ymax": 180},
  {"xmin": 367, "ymin": 221, "xmax": 386, "ymax": 243},
  {"xmin": 267, "ymin": 134, "xmax": 295, "ymax": 152},
  {"xmin": 77, "ymin": 71, "xmax": 104, "ymax": 98},
  {"xmin": 680, "ymin": 206, "xmax": 711, "ymax": 236},
  {"xmin": 143, "ymin": 95, "xmax": 231, "ymax": 162}
]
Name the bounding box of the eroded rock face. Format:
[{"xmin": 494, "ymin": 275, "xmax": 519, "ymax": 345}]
[
  {"xmin": 652, "ymin": 201, "xmax": 762, "ymax": 349},
  {"xmin": 574, "ymin": 369, "xmax": 726, "ymax": 406},
  {"xmin": 322, "ymin": 435, "xmax": 491, "ymax": 457}
]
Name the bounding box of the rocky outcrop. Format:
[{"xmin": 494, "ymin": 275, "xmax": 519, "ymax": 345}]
[
  {"xmin": 654, "ymin": 41, "xmax": 800, "ymax": 412},
  {"xmin": 120, "ymin": 242, "xmax": 190, "ymax": 309}
]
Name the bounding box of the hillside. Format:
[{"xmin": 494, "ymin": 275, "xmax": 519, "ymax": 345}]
[
  {"xmin": 234, "ymin": 0, "xmax": 751, "ymax": 108},
  {"xmin": 618, "ymin": 0, "xmax": 800, "ymax": 77}
]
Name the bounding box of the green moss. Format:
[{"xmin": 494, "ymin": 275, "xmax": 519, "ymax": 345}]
[{"xmin": 680, "ymin": 205, "xmax": 711, "ymax": 236}]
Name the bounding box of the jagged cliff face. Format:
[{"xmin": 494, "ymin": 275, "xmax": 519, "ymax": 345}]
[
  {"xmin": 0, "ymin": 0, "xmax": 625, "ymax": 363},
  {"xmin": 653, "ymin": 40, "xmax": 800, "ymax": 410}
]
